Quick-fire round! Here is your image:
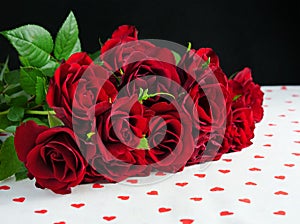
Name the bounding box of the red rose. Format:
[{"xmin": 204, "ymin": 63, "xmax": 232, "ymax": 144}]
[
  {"xmin": 47, "ymin": 52, "xmax": 117, "ymax": 132},
  {"xmin": 229, "ymin": 67, "xmax": 264, "ymax": 122},
  {"xmin": 14, "ymin": 121, "xmax": 87, "ymax": 194},
  {"xmin": 146, "ymin": 102, "xmax": 194, "ymax": 172},
  {"xmin": 86, "ymin": 96, "xmax": 151, "ymax": 182},
  {"xmin": 101, "ymin": 25, "xmax": 138, "ymax": 54},
  {"xmin": 224, "ymin": 108, "xmax": 255, "ymax": 152},
  {"xmin": 46, "ymin": 52, "xmax": 93, "ymax": 127}
]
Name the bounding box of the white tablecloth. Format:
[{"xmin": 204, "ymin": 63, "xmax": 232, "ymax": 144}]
[{"xmin": 1, "ymin": 85, "xmax": 300, "ymax": 224}]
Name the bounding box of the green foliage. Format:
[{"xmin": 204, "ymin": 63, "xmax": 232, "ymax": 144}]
[
  {"xmin": 0, "ymin": 136, "xmax": 22, "ymax": 181},
  {"xmin": 0, "ymin": 10, "xmax": 84, "ymax": 182}
]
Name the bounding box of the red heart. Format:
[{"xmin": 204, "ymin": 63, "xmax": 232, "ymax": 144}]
[
  {"xmin": 288, "ymin": 108, "xmax": 296, "ymax": 111},
  {"xmin": 254, "ymin": 155, "xmax": 264, "ymax": 159},
  {"xmin": 210, "ymin": 187, "xmax": 224, "ymax": 192},
  {"xmin": 103, "ymin": 216, "xmax": 116, "ymax": 221},
  {"xmin": 273, "ymin": 210, "xmax": 286, "ymax": 216},
  {"xmin": 220, "ymin": 211, "xmax": 234, "ymax": 216},
  {"xmin": 265, "ymin": 89, "xmax": 273, "ymax": 92},
  {"xmin": 147, "ymin": 190, "xmax": 158, "ymax": 195},
  {"xmin": 34, "ymin": 209, "xmax": 47, "ymax": 214},
  {"xmin": 194, "ymin": 174, "xmax": 206, "ymax": 178},
  {"xmin": 92, "ymin": 183, "xmax": 104, "ymax": 189},
  {"xmin": 292, "ymin": 121, "xmax": 299, "ymax": 124},
  {"xmin": 190, "ymin": 197, "xmax": 202, "ymax": 201},
  {"xmin": 222, "ymin": 159, "xmax": 232, "ymax": 162},
  {"xmin": 274, "ymin": 175, "xmax": 285, "ymax": 180},
  {"xmin": 54, "ymin": 222, "xmax": 66, "ymax": 224},
  {"xmin": 238, "ymin": 198, "xmax": 251, "ymax": 203},
  {"xmin": 278, "ymin": 114, "xmax": 286, "ymax": 117},
  {"xmin": 158, "ymin": 207, "xmax": 172, "ymax": 213},
  {"xmin": 12, "ymin": 197, "xmax": 25, "ymax": 203},
  {"xmin": 292, "ymin": 94, "xmax": 299, "ymax": 97},
  {"xmin": 263, "ymin": 144, "xmax": 271, "ymax": 147},
  {"xmin": 155, "ymin": 171, "xmax": 166, "ymax": 176},
  {"xmin": 249, "ymin": 167, "xmax": 261, "ymax": 171},
  {"xmin": 117, "ymin": 196, "xmax": 130, "ymax": 200},
  {"xmin": 126, "ymin": 179, "xmax": 138, "ymax": 184},
  {"xmin": 180, "ymin": 219, "xmax": 194, "ymax": 224},
  {"xmin": 294, "ymin": 130, "xmax": 300, "ymax": 133},
  {"xmin": 285, "ymin": 100, "xmax": 292, "ymax": 103},
  {"xmin": 265, "ymin": 97, "xmax": 272, "ymax": 100},
  {"xmin": 294, "ymin": 141, "xmax": 300, "ymax": 144},
  {"xmin": 274, "ymin": 191, "xmax": 288, "ymax": 195},
  {"xmin": 218, "ymin": 169, "xmax": 230, "ymax": 174},
  {"xmin": 176, "ymin": 182, "xmax": 188, "ymax": 187},
  {"xmin": 268, "ymin": 123, "xmax": 277, "ymax": 126},
  {"xmin": 281, "ymin": 86, "xmax": 287, "ymax": 90},
  {"xmin": 71, "ymin": 203, "xmax": 85, "ymax": 208},
  {"xmin": 292, "ymin": 152, "xmax": 300, "ymax": 156},
  {"xmin": 0, "ymin": 185, "xmax": 10, "ymax": 190},
  {"xmin": 245, "ymin": 181, "xmax": 257, "ymax": 186},
  {"xmin": 264, "ymin": 134, "xmax": 273, "ymax": 137},
  {"xmin": 284, "ymin": 163, "xmax": 295, "ymax": 167}
]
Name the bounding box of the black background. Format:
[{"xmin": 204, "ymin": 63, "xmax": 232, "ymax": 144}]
[{"xmin": 0, "ymin": 0, "xmax": 299, "ymax": 85}]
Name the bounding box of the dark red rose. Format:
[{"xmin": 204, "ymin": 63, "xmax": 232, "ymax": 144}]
[
  {"xmin": 113, "ymin": 48, "xmax": 180, "ymax": 106},
  {"xmin": 178, "ymin": 48, "xmax": 232, "ymax": 165},
  {"xmin": 224, "ymin": 108, "xmax": 255, "ymax": 152},
  {"xmin": 101, "ymin": 25, "xmax": 138, "ymax": 54},
  {"xmin": 14, "ymin": 121, "xmax": 87, "ymax": 194},
  {"xmin": 86, "ymin": 96, "xmax": 151, "ymax": 182},
  {"xmin": 146, "ymin": 101, "xmax": 194, "ymax": 172},
  {"xmin": 47, "ymin": 52, "xmax": 117, "ymax": 132},
  {"xmin": 229, "ymin": 67, "xmax": 264, "ymax": 122},
  {"xmin": 46, "ymin": 52, "xmax": 93, "ymax": 127}
]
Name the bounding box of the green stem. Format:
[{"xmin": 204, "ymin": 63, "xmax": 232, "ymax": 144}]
[{"xmin": 0, "ymin": 109, "xmax": 55, "ymax": 116}]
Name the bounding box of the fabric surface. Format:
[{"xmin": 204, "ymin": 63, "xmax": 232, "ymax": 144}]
[{"xmin": 0, "ymin": 85, "xmax": 299, "ymax": 224}]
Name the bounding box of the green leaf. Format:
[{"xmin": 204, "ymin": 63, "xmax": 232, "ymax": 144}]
[
  {"xmin": 229, "ymin": 71, "xmax": 238, "ymax": 80},
  {"xmin": 23, "ymin": 117, "xmax": 48, "ymax": 126},
  {"xmin": 5, "ymin": 125, "xmax": 17, "ymax": 133},
  {"xmin": 201, "ymin": 57, "xmax": 211, "ymax": 69},
  {"xmin": 20, "ymin": 67, "xmax": 43, "ymax": 95},
  {"xmin": 136, "ymin": 136, "xmax": 150, "ymax": 150},
  {"xmin": 7, "ymin": 106, "xmax": 24, "ymax": 121},
  {"xmin": 89, "ymin": 50, "xmax": 100, "ymax": 60},
  {"xmin": 35, "ymin": 76, "xmax": 46, "ymax": 104},
  {"xmin": 0, "ymin": 136, "xmax": 22, "ymax": 181},
  {"xmin": 40, "ymin": 60, "xmax": 60, "ymax": 77},
  {"xmin": 171, "ymin": 50, "xmax": 181, "ymax": 65},
  {"xmin": 4, "ymin": 69, "xmax": 20, "ymax": 85},
  {"xmin": 54, "ymin": 11, "xmax": 80, "ymax": 60},
  {"xmin": 1, "ymin": 25, "xmax": 54, "ymax": 67},
  {"xmin": 233, "ymin": 94, "xmax": 242, "ymax": 101},
  {"xmin": 0, "ymin": 114, "xmax": 15, "ymax": 130},
  {"xmin": 8, "ymin": 95, "xmax": 28, "ymax": 107},
  {"xmin": 0, "ymin": 56, "xmax": 9, "ymax": 82},
  {"xmin": 48, "ymin": 112, "xmax": 64, "ymax": 128},
  {"xmin": 2, "ymin": 84, "xmax": 23, "ymax": 96},
  {"xmin": 15, "ymin": 163, "xmax": 28, "ymax": 181},
  {"xmin": 70, "ymin": 38, "xmax": 81, "ymax": 55}
]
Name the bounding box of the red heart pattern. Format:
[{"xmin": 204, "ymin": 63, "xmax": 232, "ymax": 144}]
[
  {"xmin": 180, "ymin": 219, "xmax": 194, "ymax": 224},
  {"xmin": 103, "ymin": 216, "xmax": 116, "ymax": 221},
  {"xmin": 147, "ymin": 190, "xmax": 158, "ymax": 195},
  {"xmin": 71, "ymin": 203, "xmax": 85, "ymax": 208},
  {"xmin": 117, "ymin": 196, "xmax": 130, "ymax": 200},
  {"xmin": 34, "ymin": 209, "xmax": 47, "ymax": 214},
  {"xmin": 220, "ymin": 211, "xmax": 234, "ymax": 216},
  {"xmin": 12, "ymin": 197, "xmax": 25, "ymax": 203},
  {"xmin": 2, "ymin": 86, "xmax": 299, "ymax": 223},
  {"xmin": 158, "ymin": 207, "xmax": 172, "ymax": 213},
  {"xmin": 176, "ymin": 182, "xmax": 188, "ymax": 187},
  {"xmin": 238, "ymin": 198, "xmax": 251, "ymax": 203}
]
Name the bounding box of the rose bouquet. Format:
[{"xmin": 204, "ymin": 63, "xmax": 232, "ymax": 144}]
[{"xmin": 0, "ymin": 11, "xmax": 264, "ymax": 194}]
